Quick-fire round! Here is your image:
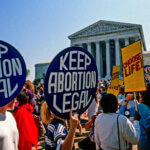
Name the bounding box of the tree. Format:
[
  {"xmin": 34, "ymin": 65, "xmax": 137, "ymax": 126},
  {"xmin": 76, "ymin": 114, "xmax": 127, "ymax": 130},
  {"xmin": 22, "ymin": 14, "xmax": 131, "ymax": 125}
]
[{"xmin": 26, "ymin": 69, "xmax": 30, "ymax": 78}]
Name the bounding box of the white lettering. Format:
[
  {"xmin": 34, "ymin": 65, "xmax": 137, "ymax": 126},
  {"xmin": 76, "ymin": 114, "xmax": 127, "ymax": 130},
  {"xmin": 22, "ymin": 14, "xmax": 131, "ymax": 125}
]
[
  {"xmin": 71, "ymin": 92, "xmax": 79, "ymax": 110},
  {"xmin": 79, "ymin": 91, "xmax": 86, "ymax": 109},
  {"xmin": 78, "ymin": 72, "xmax": 83, "ymax": 90},
  {"xmin": 72, "ymin": 72, "xmax": 77, "ymax": 91},
  {"xmin": 63, "ymin": 93, "xmax": 71, "ymax": 113},
  {"xmin": 0, "ymin": 44, "xmax": 8, "ymax": 58},
  {"xmin": 7, "ymin": 78, "xmax": 18, "ymax": 97},
  {"xmin": 69, "ymin": 51, "xmax": 77, "ymax": 70},
  {"xmin": 91, "ymin": 71, "xmax": 96, "ymax": 88},
  {"xmin": 48, "ymin": 72, "xmax": 57, "ymax": 93},
  {"xmin": 85, "ymin": 54, "xmax": 91, "ymax": 69},
  {"xmin": 3, "ymin": 59, "xmax": 12, "ymax": 77},
  {"xmin": 65, "ymin": 72, "xmax": 71, "ymax": 91},
  {"xmin": 0, "ymin": 58, "xmax": 23, "ymax": 78},
  {"xmin": 57, "ymin": 72, "xmax": 64, "ymax": 93},
  {"xmin": 86, "ymin": 71, "xmax": 91, "ymax": 88},
  {"xmin": 0, "ymin": 79, "xmax": 8, "ymax": 98},
  {"xmin": 77, "ymin": 51, "xmax": 84, "ymax": 70},
  {"xmin": 60, "ymin": 52, "xmax": 69, "ymax": 70},
  {"xmin": 82, "ymin": 72, "xmax": 86, "ymax": 89},
  {"xmin": 12, "ymin": 58, "xmax": 22, "ymax": 76},
  {"xmin": 53, "ymin": 94, "xmax": 62, "ymax": 113},
  {"xmin": 86, "ymin": 91, "xmax": 92, "ymax": 106}
]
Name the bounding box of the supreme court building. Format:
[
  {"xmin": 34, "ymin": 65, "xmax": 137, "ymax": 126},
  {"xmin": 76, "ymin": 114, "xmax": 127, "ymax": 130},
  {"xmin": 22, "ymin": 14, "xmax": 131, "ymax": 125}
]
[
  {"xmin": 35, "ymin": 20, "xmax": 150, "ymax": 80},
  {"xmin": 68, "ymin": 20, "xmax": 147, "ymax": 79}
]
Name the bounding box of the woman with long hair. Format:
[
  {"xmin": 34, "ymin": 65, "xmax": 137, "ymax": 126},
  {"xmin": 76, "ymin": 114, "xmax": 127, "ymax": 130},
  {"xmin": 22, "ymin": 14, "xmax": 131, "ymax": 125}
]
[
  {"xmin": 13, "ymin": 92, "xmax": 38, "ymax": 150},
  {"xmin": 41, "ymin": 101, "xmax": 78, "ymax": 150}
]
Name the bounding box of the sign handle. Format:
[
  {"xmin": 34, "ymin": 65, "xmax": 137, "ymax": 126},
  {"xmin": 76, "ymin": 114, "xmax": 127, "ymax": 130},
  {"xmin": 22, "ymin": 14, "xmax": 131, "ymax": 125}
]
[{"xmin": 134, "ymin": 92, "xmax": 138, "ymax": 111}]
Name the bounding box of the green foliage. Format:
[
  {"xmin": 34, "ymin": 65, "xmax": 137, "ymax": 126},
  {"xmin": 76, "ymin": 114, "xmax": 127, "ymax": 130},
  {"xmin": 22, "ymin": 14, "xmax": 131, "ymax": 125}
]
[
  {"xmin": 26, "ymin": 69, "xmax": 30, "ymax": 77},
  {"xmin": 33, "ymin": 78, "xmax": 42, "ymax": 85}
]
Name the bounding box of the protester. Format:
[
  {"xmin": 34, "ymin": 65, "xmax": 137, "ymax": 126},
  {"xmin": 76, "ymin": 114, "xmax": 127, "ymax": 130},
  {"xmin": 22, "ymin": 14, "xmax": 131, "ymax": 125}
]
[
  {"xmin": 13, "ymin": 92, "xmax": 38, "ymax": 150},
  {"xmin": 41, "ymin": 101, "xmax": 53, "ymax": 128},
  {"xmin": 0, "ymin": 100, "xmax": 19, "ymax": 150},
  {"xmin": 95, "ymin": 94, "xmax": 140, "ymax": 150},
  {"xmin": 119, "ymin": 93, "xmax": 136, "ymax": 123},
  {"xmin": 78, "ymin": 114, "xmax": 97, "ymax": 150},
  {"xmin": 23, "ymin": 80, "xmax": 35, "ymax": 107},
  {"xmin": 44, "ymin": 108, "xmax": 78, "ymax": 150},
  {"xmin": 117, "ymin": 87, "xmax": 126, "ymax": 105},
  {"xmin": 87, "ymin": 93, "xmax": 99, "ymax": 120},
  {"xmin": 24, "ymin": 80, "xmax": 34, "ymax": 94},
  {"xmin": 120, "ymin": 89, "xmax": 150, "ymax": 149}
]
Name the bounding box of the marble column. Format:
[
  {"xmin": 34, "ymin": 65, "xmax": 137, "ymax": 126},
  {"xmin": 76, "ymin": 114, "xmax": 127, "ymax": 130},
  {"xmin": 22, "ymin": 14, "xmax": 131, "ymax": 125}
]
[
  {"xmin": 125, "ymin": 37, "xmax": 129, "ymax": 46},
  {"xmin": 115, "ymin": 38, "xmax": 120, "ymax": 66},
  {"xmin": 87, "ymin": 43, "xmax": 91, "ymax": 53},
  {"xmin": 96, "ymin": 42, "xmax": 101, "ymax": 78},
  {"xmin": 106, "ymin": 40, "xmax": 111, "ymax": 78}
]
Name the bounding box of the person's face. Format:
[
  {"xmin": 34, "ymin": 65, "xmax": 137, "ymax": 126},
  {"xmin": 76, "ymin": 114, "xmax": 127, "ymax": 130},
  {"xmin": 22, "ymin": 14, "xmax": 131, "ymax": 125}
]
[{"xmin": 6, "ymin": 99, "xmax": 16, "ymax": 110}]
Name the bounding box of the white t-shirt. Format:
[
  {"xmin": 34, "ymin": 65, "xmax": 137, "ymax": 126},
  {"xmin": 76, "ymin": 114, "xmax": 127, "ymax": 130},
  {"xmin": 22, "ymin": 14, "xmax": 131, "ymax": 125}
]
[
  {"xmin": 87, "ymin": 98, "xmax": 99, "ymax": 118},
  {"xmin": 94, "ymin": 113, "xmax": 140, "ymax": 150},
  {"xmin": 0, "ymin": 111, "xmax": 19, "ymax": 150},
  {"xmin": 97, "ymin": 93, "xmax": 101, "ymax": 102}
]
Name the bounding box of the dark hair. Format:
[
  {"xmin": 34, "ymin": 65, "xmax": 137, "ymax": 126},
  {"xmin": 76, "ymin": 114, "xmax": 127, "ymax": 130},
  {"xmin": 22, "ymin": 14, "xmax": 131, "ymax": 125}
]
[
  {"xmin": 120, "ymin": 87, "xmax": 124, "ymax": 92},
  {"xmin": 16, "ymin": 92, "xmax": 29, "ymax": 106},
  {"xmin": 140, "ymin": 90, "xmax": 150, "ymax": 107},
  {"xmin": 100, "ymin": 94, "xmax": 118, "ymax": 113}
]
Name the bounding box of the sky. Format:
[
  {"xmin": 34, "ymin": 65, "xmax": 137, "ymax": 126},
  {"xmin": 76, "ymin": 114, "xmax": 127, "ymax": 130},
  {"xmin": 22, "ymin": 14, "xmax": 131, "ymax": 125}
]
[{"xmin": 1, "ymin": 0, "xmax": 150, "ymax": 81}]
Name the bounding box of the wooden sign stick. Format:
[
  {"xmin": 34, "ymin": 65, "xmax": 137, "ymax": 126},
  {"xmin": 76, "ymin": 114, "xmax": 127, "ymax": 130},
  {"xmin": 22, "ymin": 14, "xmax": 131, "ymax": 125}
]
[{"xmin": 134, "ymin": 92, "xmax": 138, "ymax": 111}]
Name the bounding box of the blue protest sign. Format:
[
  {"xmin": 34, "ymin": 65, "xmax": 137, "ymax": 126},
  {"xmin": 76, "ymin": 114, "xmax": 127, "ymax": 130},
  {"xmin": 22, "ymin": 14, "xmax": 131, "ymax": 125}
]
[
  {"xmin": 44, "ymin": 47, "xmax": 98, "ymax": 119},
  {"xmin": 144, "ymin": 65, "xmax": 150, "ymax": 83},
  {"xmin": 0, "ymin": 40, "xmax": 26, "ymax": 107}
]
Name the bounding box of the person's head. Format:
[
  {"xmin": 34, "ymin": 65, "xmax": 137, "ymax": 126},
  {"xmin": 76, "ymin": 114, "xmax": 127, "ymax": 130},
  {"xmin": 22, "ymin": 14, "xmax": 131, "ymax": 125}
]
[
  {"xmin": 16, "ymin": 92, "xmax": 29, "ymax": 106},
  {"xmin": 120, "ymin": 87, "xmax": 124, "ymax": 95},
  {"xmin": 139, "ymin": 91, "xmax": 150, "ymax": 107},
  {"xmin": 41, "ymin": 101, "xmax": 54, "ymax": 126},
  {"xmin": 100, "ymin": 94, "xmax": 118, "ymax": 113},
  {"xmin": 96, "ymin": 87, "xmax": 100, "ymax": 93},
  {"xmin": 24, "ymin": 80, "xmax": 34, "ymax": 94},
  {"xmin": 100, "ymin": 85, "xmax": 105, "ymax": 92},
  {"xmin": 39, "ymin": 88, "xmax": 44, "ymax": 95}
]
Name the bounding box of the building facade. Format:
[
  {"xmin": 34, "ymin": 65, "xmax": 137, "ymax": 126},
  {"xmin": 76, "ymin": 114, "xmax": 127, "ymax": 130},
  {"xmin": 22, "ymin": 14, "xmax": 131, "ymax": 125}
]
[
  {"xmin": 35, "ymin": 20, "xmax": 150, "ymax": 80},
  {"xmin": 35, "ymin": 61, "xmax": 50, "ymax": 79},
  {"xmin": 68, "ymin": 20, "xmax": 147, "ymax": 79}
]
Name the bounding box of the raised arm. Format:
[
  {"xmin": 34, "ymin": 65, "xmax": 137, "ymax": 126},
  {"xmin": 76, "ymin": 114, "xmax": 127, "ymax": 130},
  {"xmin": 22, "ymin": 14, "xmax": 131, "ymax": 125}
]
[{"xmin": 61, "ymin": 109, "xmax": 78, "ymax": 150}]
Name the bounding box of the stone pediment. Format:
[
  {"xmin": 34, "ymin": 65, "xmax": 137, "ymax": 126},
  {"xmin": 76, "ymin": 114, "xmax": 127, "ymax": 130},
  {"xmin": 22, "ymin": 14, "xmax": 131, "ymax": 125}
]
[{"xmin": 68, "ymin": 20, "xmax": 141, "ymax": 39}]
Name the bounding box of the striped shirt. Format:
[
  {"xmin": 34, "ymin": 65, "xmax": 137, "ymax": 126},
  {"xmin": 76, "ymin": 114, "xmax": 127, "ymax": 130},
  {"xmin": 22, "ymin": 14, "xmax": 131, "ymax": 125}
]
[{"xmin": 45, "ymin": 119, "xmax": 68, "ymax": 150}]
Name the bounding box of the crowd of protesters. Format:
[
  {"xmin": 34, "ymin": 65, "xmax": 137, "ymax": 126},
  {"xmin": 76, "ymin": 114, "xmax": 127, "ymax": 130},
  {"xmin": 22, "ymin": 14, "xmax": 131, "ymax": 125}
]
[{"xmin": 0, "ymin": 79, "xmax": 150, "ymax": 150}]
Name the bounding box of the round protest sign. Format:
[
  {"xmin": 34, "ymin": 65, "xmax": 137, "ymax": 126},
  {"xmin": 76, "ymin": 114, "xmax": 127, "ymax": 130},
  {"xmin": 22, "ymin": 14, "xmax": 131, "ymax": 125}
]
[
  {"xmin": 44, "ymin": 47, "xmax": 98, "ymax": 119},
  {"xmin": 144, "ymin": 65, "xmax": 150, "ymax": 83},
  {"xmin": 0, "ymin": 40, "xmax": 26, "ymax": 107}
]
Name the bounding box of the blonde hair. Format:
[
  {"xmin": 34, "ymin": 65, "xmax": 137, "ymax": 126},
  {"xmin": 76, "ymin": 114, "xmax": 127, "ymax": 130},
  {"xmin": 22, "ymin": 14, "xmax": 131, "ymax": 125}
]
[
  {"xmin": 41, "ymin": 101, "xmax": 53, "ymax": 126},
  {"xmin": 24, "ymin": 80, "xmax": 34, "ymax": 94}
]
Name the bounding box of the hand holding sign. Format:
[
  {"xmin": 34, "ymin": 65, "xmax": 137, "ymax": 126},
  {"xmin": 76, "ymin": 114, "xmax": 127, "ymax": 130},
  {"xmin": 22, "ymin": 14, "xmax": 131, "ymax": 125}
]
[
  {"xmin": 0, "ymin": 41, "xmax": 26, "ymax": 107},
  {"xmin": 44, "ymin": 47, "xmax": 98, "ymax": 119},
  {"xmin": 70, "ymin": 109, "xmax": 78, "ymax": 130}
]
